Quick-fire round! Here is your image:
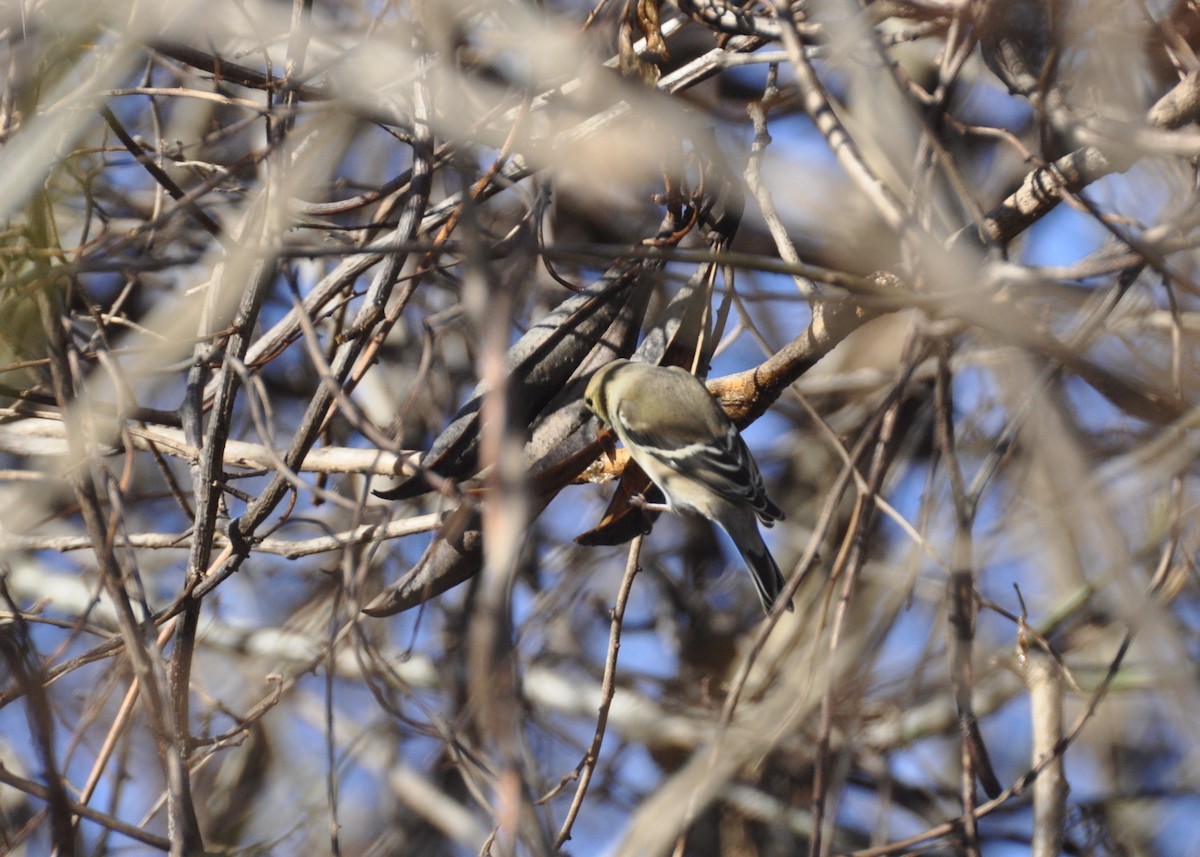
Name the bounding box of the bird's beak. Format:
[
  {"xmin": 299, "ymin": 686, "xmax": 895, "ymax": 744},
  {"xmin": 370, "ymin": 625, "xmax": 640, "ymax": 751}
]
[{"xmin": 598, "ymin": 426, "xmax": 618, "ymax": 463}]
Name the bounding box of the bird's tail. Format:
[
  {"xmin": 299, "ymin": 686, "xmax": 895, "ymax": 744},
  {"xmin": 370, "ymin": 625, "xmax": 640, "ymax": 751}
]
[{"xmin": 733, "ymin": 522, "xmax": 792, "ymax": 615}]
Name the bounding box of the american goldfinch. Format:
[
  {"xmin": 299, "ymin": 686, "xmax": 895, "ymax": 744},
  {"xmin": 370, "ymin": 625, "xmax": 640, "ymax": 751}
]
[{"xmin": 584, "ymin": 359, "xmax": 791, "ymax": 613}]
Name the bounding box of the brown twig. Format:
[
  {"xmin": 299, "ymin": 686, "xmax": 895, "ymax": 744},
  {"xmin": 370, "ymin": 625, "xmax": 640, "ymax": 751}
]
[{"xmin": 553, "ymin": 534, "xmax": 643, "ymax": 850}]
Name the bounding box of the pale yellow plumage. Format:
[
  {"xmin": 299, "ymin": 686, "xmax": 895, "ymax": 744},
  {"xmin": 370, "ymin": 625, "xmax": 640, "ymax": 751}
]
[{"xmin": 584, "ymin": 359, "xmax": 791, "ymax": 613}]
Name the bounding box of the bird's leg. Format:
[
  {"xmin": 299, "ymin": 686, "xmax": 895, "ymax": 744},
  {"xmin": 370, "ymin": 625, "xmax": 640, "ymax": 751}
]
[{"xmin": 629, "ymin": 493, "xmax": 671, "ymax": 514}]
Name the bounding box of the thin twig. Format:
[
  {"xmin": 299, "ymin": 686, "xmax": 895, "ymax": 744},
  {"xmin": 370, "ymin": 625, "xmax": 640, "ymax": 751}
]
[{"xmin": 554, "ymin": 535, "xmax": 643, "ymax": 850}]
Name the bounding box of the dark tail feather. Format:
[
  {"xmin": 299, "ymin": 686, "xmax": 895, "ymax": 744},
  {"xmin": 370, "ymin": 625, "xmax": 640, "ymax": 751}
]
[{"xmin": 739, "ymin": 533, "xmax": 792, "ymax": 615}]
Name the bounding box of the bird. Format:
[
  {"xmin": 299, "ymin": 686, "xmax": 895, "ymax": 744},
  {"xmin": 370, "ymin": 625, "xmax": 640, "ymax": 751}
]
[{"xmin": 583, "ymin": 359, "xmax": 791, "ymax": 613}]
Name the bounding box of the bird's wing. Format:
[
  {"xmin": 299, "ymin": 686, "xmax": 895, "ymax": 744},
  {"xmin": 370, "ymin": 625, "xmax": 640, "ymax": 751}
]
[{"xmin": 615, "ymin": 400, "xmax": 782, "ymax": 524}]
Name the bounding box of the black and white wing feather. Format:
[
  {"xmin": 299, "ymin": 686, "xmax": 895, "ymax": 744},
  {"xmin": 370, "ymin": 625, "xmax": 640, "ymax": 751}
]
[{"xmin": 612, "ymin": 368, "xmax": 783, "ymax": 525}]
